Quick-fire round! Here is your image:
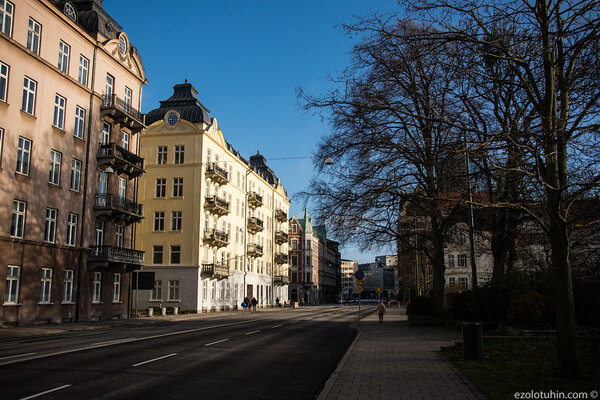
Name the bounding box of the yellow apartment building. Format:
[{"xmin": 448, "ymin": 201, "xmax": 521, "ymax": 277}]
[
  {"xmin": 0, "ymin": 0, "xmax": 147, "ymax": 326},
  {"xmin": 136, "ymin": 82, "xmax": 290, "ymax": 312}
]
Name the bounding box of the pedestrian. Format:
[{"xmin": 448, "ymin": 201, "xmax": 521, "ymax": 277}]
[
  {"xmin": 276, "ymin": 297, "xmax": 280, "ymax": 307},
  {"xmin": 377, "ymin": 301, "xmax": 386, "ymax": 323},
  {"xmin": 244, "ymin": 296, "xmax": 250, "ymax": 311},
  {"xmin": 251, "ymin": 297, "xmax": 257, "ymax": 311}
]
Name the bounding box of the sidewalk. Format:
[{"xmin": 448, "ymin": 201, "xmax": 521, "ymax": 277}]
[{"xmin": 318, "ymin": 306, "xmax": 486, "ymax": 400}]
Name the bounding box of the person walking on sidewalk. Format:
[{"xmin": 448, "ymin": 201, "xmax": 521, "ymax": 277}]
[
  {"xmin": 377, "ymin": 301, "xmax": 386, "ymax": 323},
  {"xmin": 251, "ymin": 297, "xmax": 258, "ymax": 311}
]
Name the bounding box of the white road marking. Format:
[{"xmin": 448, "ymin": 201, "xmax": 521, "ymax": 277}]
[
  {"xmin": 271, "ymin": 324, "xmax": 282, "ymax": 328},
  {"xmin": 290, "ymin": 321, "xmax": 300, "ymax": 324},
  {"xmin": 132, "ymin": 353, "xmax": 177, "ymax": 367},
  {"xmin": 19, "ymin": 384, "xmax": 71, "ymax": 400},
  {"xmin": 0, "ymin": 352, "xmax": 36, "ymax": 361},
  {"xmin": 205, "ymin": 339, "xmax": 229, "ymax": 346},
  {"xmin": 245, "ymin": 330, "xmax": 260, "ymax": 335}
]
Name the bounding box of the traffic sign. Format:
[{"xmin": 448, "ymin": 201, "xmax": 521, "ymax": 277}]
[
  {"xmin": 355, "ymin": 286, "xmax": 364, "ymax": 293},
  {"xmin": 356, "ymin": 279, "xmax": 362, "ymax": 285},
  {"xmin": 354, "ymin": 270, "xmax": 364, "ymax": 280},
  {"xmin": 376, "ymin": 287, "xmax": 382, "ymax": 294},
  {"xmin": 392, "ymin": 289, "xmax": 396, "ymax": 295}
]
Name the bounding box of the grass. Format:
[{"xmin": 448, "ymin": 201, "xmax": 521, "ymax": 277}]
[{"xmin": 441, "ymin": 336, "xmax": 600, "ymax": 400}]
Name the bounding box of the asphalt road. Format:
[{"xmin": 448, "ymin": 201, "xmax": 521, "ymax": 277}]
[{"xmin": 0, "ymin": 306, "xmax": 359, "ymax": 400}]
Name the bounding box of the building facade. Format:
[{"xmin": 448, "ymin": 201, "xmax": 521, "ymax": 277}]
[
  {"xmin": 0, "ymin": 0, "xmax": 146, "ymax": 326},
  {"xmin": 135, "ymin": 82, "xmax": 290, "ymax": 312},
  {"xmin": 288, "ymin": 209, "xmax": 339, "ymax": 303},
  {"xmin": 340, "ymin": 259, "xmax": 358, "ymax": 299}
]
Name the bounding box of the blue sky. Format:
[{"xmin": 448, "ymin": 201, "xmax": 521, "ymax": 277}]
[{"xmin": 104, "ymin": 0, "xmax": 401, "ymax": 263}]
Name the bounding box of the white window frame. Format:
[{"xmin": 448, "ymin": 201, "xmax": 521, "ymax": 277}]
[
  {"xmin": 26, "ymin": 17, "xmax": 41, "ymax": 55},
  {"xmin": 170, "ymin": 245, "xmax": 181, "ymax": 265},
  {"xmin": 40, "ymin": 268, "xmax": 53, "ymax": 304},
  {"xmin": 21, "ymin": 76, "xmax": 36, "ymax": 115},
  {"xmin": 58, "ymin": 40, "xmax": 70, "ymax": 73},
  {"xmin": 0, "ymin": 1, "xmax": 14, "ymax": 37},
  {"xmin": 49, "ymin": 149, "xmax": 61, "ymax": 185},
  {"xmin": 113, "ymin": 273, "xmax": 121, "ymax": 302},
  {"xmin": 121, "ymin": 131, "xmax": 129, "ymax": 150},
  {"xmin": 115, "ymin": 224, "xmax": 124, "ymax": 248},
  {"xmin": 4, "ymin": 265, "xmax": 20, "ymax": 304},
  {"xmin": 104, "ymin": 74, "xmax": 114, "ymax": 105},
  {"xmin": 168, "ymin": 280, "xmax": 179, "ymax": 301},
  {"xmin": 171, "ymin": 211, "xmax": 182, "ymax": 231},
  {"xmin": 44, "ymin": 208, "xmax": 57, "ymax": 243},
  {"xmin": 101, "ymin": 122, "xmax": 110, "ymax": 144},
  {"xmin": 155, "ymin": 178, "xmax": 166, "ymax": 198},
  {"xmin": 173, "ymin": 177, "xmax": 183, "ymax": 197},
  {"xmin": 66, "ymin": 213, "xmax": 77, "ymax": 246},
  {"xmin": 0, "ymin": 127, "xmax": 3, "ymax": 168},
  {"xmin": 92, "ymin": 272, "xmax": 101, "ymax": 303},
  {"xmin": 154, "ymin": 211, "xmax": 165, "ymax": 232},
  {"xmin": 63, "ymin": 269, "xmax": 74, "ymax": 303},
  {"xmin": 157, "ymin": 146, "xmax": 167, "ymax": 164},
  {"xmin": 153, "ymin": 245, "xmax": 163, "ymax": 264},
  {"xmin": 458, "ymin": 254, "xmax": 468, "ymax": 268},
  {"xmin": 124, "ymin": 86, "xmax": 132, "ymax": 113},
  {"xmin": 118, "ymin": 177, "xmax": 126, "ymax": 202},
  {"xmin": 77, "ymin": 55, "xmax": 89, "ymax": 86},
  {"xmin": 70, "ymin": 158, "xmax": 81, "ymax": 192},
  {"xmin": 11, "ymin": 199, "xmax": 26, "ymax": 238},
  {"xmin": 174, "ymin": 145, "xmax": 184, "ymax": 164},
  {"xmin": 151, "ymin": 280, "xmax": 162, "ymax": 300},
  {"xmin": 53, "ymin": 94, "xmax": 66, "ymax": 129},
  {"xmin": 0, "ymin": 61, "xmax": 8, "ymax": 102},
  {"xmin": 74, "ymin": 106, "xmax": 85, "ymax": 139},
  {"xmin": 16, "ymin": 136, "xmax": 31, "ymax": 175}
]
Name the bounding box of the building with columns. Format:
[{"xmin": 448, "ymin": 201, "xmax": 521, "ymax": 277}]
[
  {"xmin": 135, "ymin": 82, "xmax": 290, "ymax": 312},
  {"xmin": 0, "ymin": 0, "xmax": 147, "ymax": 326}
]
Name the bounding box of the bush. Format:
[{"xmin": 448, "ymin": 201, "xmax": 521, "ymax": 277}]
[
  {"xmin": 407, "ymin": 296, "xmax": 433, "ymax": 315},
  {"xmin": 505, "ymin": 291, "xmax": 555, "ymax": 329}
]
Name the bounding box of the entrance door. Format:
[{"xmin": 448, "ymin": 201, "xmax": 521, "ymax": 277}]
[{"xmin": 246, "ymin": 284, "xmax": 253, "ymax": 299}]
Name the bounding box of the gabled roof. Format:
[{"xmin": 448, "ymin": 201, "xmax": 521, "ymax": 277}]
[{"xmin": 145, "ymin": 82, "xmax": 211, "ymax": 125}]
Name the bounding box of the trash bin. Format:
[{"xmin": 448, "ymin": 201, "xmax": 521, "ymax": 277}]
[{"xmin": 462, "ymin": 322, "xmax": 484, "ymax": 360}]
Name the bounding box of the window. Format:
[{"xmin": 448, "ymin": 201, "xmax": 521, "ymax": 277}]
[
  {"xmin": 458, "ymin": 254, "xmax": 468, "ymax": 268},
  {"xmin": 70, "ymin": 158, "xmax": 81, "ymax": 192},
  {"xmin": 53, "ymin": 94, "xmax": 66, "ymax": 129},
  {"xmin": 292, "ymin": 224, "xmax": 297, "ymax": 233},
  {"xmin": 104, "ymin": 74, "xmax": 114, "ymax": 105},
  {"xmin": 154, "ymin": 211, "xmax": 165, "ymax": 231},
  {"xmin": 151, "ymin": 280, "xmax": 162, "ymax": 300},
  {"xmin": 447, "ymin": 254, "xmax": 455, "ymax": 268},
  {"xmin": 11, "ymin": 200, "xmax": 26, "ymax": 238},
  {"xmin": 170, "ymin": 245, "xmax": 181, "ymax": 265},
  {"xmin": 174, "ymin": 145, "xmax": 184, "ymax": 164},
  {"xmin": 171, "ymin": 211, "xmax": 182, "ymax": 231},
  {"xmin": 115, "ymin": 224, "xmax": 124, "ymax": 248},
  {"xmin": 459, "ymin": 277, "xmax": 469, "ymax": 289},
  {"xmin": 64, "ymin": 2, "xmax": 76, "ymax": 21},
  {"xmin": 166, "ymin": 112, "xmax": 178, "ymax": 125},
  {"xmin": 457, "ymin": 233, "xmax": 467, "ymax": 245},
  {"xmin": 121, "ymin": 131, "xmax": 129, "ymax": 150},
  {"xmin": 118, "ymin": 177, "xmax": 126, "ymax": 202},
  {"xmin": 16, "ymin": 137, "xmax": 31, "ymax": 175},
  {"xmin": 21, "ymin": 76, "xmax": 36, "ymax": 114},
  {"xmin": 173, "ymin": 177, "xmax": 183, "ymax": 197},
  {"xmin": 101, "ymin": 122, "xmax": 110, "ymax": 144},
  {"xmin": 49, "ymin": 149, "xmax": 61, "ymax": 185},
  {"xmin": 74, "ymin": 106, "xmax": 85, "ymax": 139},
  {"xmin": 0, "ymin": 127, "xmax": 3, "ymax": 167},
  {"xmin": 58, "ymin": 40, "xmax": 70, "ymax": 73},
  {"xmin": 44, "ymin": 208, "xmax": 57, "ymax": 243},
  {"xmin": 155, "ymin": 178, "xmax": 166, "ymax": 197},
  {"xmin": 291, "ymin": 255, "xmax": 298, "ymax": 266},
  {"xmin": 124, "ymin": 86, "xmax": 132, "ymax": 113},
  {"xmin": 95, "ymin": 220, "xmax": 104, "ymax": 246},
  {"xmin": 4, "ymin": 265, "xmax": 19, "ymax": 304},
  {"xmin": 66, "ymin": 213, "xmax": 77, "ymax": 246},
  {"xmin": 26, "ymin": 18, "xmax": 41, "ymax": 55},
  {"xmin": 153, "ymin": 245, "xmax": 163, "ymax": 264},
  {"xmin": 291, "ymin": 239, "xmax": 298, "ymax": 250},
  {"xmin": 0, "ymin": 1, "xmax": 14, "ymax": 37},
  {"xmin": 92, "ymin": 272, "xmax": 101, "ymax": 302},
  {"xmin": 63, "ymin": 269, "xmax": 74, "ymax": 302},
  {"xmin": 448, "ymin": 277, "xmax": 456, "ymax": 287},
  {"xmin": 78, "ymin": 55, "xmax": 89, "ymax": 86},
  {"xmin": 157, "ymin": 146, "xmax": 167, "ymax": 164},
  {"xmin": 168, "ymin": 280, "xmax": 179, "ymax": 301},
  {"xmin": 113, "ymin": 273, "xmax": 121, "ymax": 302},
  {"xmin": 40, "ymin": 268, "xmax": 53, "ymax": 303},
  {"xmin": 0, "ymin": 61, "xmax": 8, "ymax": 102}
]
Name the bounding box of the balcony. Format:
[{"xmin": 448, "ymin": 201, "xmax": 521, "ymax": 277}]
[
  {"xmin": 247, "ymin": 217, "xmax": 264, "ymax": 233},
  {"xmin": 204, "ymin": 195, "xmax": 230, "ymax": 216},
  {"xmin": 101, "ymin": 94, "xmax": 145, "ymax": 132},
  {"xmin": 201, "ymin": 263, "xmax": 229, "ymax": 280},
  {"xmin": 275, "ymin": 253, "xmax": 289, "ymax": 265},
  {"xmin": 94, "ymin": 193, "xmax": 143, "ymax": 223},
  {"xmin": 205, "ymin": 162, "xmax": 229, "ymax": 185},
  {"xmin": 274, "ymin": 209, "xmax": 287, "ymax": 222},
  {"xmin": 274, "ymin": 230, "xmax": 288, "ymax": 244},
  {"xmin": 247, "ymin": 191, "xmax": 263, "ymax": 209},
  {"xmin": 88, "ymin": 246, "xmax": 144, "ymax": 271},
  {"xmin": 204, "ymin": 229, "xmax": 229, "ymax": 248},
  {"xmin": 247, "ymin": 243, "xmax": 264, "ymax": 258},
  {"xmin": 274, "ymin": 274, "xmax": 290, "ymax": 285},
  {"xmin": 97, "ymin": 143, "xmax": 145, "ymax": 178}
]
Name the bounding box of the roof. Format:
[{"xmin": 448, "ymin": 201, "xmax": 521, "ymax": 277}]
[
  {"xmin": 249, "ymin": 151, "xmax": 280, "ymax": 186},
  {"xmin": 145, "ymin": 82, "xmax": 211, "ymax": 125}
]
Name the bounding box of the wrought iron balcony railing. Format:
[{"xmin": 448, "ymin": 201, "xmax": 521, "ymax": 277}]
[
  {"xmin": 97, "ymin": 143, "xmax": 145, "ymax": 178},
  {"xmin": 94, "ymin": 193, "xmax": 143, "ymax": 222},
  {"xmin": 206, "ymin": 162, "xmax": 229, "ymax": 184}
]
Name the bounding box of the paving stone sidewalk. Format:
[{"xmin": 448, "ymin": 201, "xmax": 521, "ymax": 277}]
[{"xmin": 318, "ymin": 305, "xmax": 486, "ymax": 400}]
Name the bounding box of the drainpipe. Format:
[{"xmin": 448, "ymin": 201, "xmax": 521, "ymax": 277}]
[{"xmin": 75, "ymin": 43, "xmax": 98, "ymax": 322}]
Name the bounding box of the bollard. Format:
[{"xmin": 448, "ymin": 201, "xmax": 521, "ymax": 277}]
[
  {"xmin": 462, "ymin": 322, "xmax": 484, "ymax": 360},
  {"xmin": 161, "ymin": 307, "xmax": 167, "ymax": 316},
  {"xmin": 147, "ymin": 308, "xmax": 153, "ymax": 317},
  {"xmin": 173, "ymin": 307, "xmax": 179, "ymax": 315}
]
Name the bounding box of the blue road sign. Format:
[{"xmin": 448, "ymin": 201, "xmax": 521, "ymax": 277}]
[{"xmin": 354, "ymin": 270, "xmax": 364, "ymax": 280}]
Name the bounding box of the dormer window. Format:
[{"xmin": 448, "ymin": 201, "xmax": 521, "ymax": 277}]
[
  {"xmin": 118, "ymin": 33, "xmax": 127, "ymax": 56},
  {"xmin": 166, "ymin": 112, "xmax": 178, "ymax": 126},
  {"xmin": 64, "ymin": 3, "xmax": 76, "ymax": 22}
]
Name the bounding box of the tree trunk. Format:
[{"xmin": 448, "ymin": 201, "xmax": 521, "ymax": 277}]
[{"xmin": 430, "ymin": 209, "xmax": 446, "ymax": 316}]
